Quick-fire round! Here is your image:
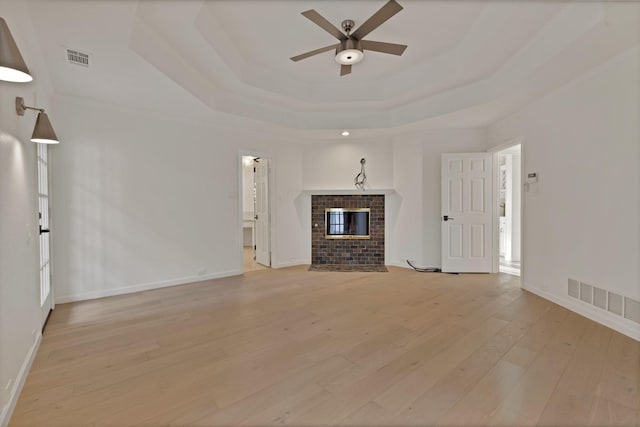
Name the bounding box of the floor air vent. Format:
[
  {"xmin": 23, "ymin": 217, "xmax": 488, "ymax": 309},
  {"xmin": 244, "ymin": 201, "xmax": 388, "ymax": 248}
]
[
  {"xmin": 568, "ymin": 278, "xmax": 640, "ymax": 324},
  {"xmin": 67, "ymin": 49, "xmax": 89, "ymax": 67}
]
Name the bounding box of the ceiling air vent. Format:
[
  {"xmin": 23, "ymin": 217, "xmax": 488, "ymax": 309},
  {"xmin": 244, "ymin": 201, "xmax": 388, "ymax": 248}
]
[{"xmin": 66, "ymin": 49, "xmax": 89, "ymax": 67}]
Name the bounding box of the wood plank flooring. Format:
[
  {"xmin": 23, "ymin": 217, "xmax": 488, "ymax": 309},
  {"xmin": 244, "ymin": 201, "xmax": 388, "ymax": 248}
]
[
  {"xmin": 243, "ymin": 247, "xmax": 267, "ymax": 272},
  {"xmin": 9, "ymin": 266, "xmax": 640, "ymax": 426}
]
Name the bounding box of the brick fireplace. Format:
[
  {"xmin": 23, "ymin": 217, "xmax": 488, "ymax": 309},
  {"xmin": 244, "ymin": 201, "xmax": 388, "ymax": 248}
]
[{"xmin": 311, "ymin": 194, "xmax": 385, "ymax": 266}]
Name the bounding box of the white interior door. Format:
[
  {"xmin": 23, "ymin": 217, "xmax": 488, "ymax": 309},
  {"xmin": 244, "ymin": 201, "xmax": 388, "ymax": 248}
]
[
  {"xmin": 441, "ymin": 153, "xmax": 493, "ymax": 273},
  {"xmin": 37, "ymin": 143, "xmax": 53, "ymax": 326},
  {"xmin": 254, "ymin": 158, "xmax": 270, "ymax": 267}
]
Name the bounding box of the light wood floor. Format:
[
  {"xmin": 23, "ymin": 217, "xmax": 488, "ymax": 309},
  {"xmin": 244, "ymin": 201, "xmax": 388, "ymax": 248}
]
[
  {"xmin": 243, "ymin": 246, "xmax": 268, "ymax": 272},
  {"xmin": 10, "ymin": 267, "xmax": 639, "ymax": 426}
]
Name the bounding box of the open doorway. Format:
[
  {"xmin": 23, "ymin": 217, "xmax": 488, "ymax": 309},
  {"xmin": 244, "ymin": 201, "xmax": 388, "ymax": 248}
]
[
  {"xmin": 241, "ymin": 155, "xmax": 269, "ymax": 272},
  {"xmin": 495, "ymin": 144, "xmax": 521, "ymax": 276},
  {"xmin": 37, "ymin": 143, "xmax": 54, "ymax": 329}
]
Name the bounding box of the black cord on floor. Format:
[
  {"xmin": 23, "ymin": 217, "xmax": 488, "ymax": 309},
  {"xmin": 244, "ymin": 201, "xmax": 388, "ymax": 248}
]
[{"xmin": 406, "ymin": 260, "xmax": 442, "ymax": 273}]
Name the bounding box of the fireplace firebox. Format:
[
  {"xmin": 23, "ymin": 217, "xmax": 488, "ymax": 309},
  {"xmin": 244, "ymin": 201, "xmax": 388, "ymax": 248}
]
[{"xmin": 325, "ymin": 208, "xmax": 370, "ymax": 239}]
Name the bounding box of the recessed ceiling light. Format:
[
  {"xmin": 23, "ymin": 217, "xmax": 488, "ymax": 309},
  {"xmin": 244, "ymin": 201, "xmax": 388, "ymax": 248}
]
[{"xmin": 341, "ymin": 130, "xmax": 350, "ymax": 136}]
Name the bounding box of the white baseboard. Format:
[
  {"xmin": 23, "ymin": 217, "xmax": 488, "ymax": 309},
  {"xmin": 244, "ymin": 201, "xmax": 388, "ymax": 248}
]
[
  {"xmin": 55, "ymin": 270, "xmax": 242, "ymax": 304},
  {"xmin": 499, "ymin": 266, "xmax": 521, "ymax": 276},
  {"xmin": 388, "ymin": 260, "xmax": 413, "ymax": 269},
  {"xmin": 522, "ymin": 283, "xmax": 640, "ymax": 342},
  {"xmin": 388, "ymin": 260, "xmax": 444, "ymax": 271},
  {"xmin": 0, "ymin": 332, "xmax": 42, "ymax": 427},
  {"xmin": 271, "ymin": 260, "xmax": 308, "ymax": 269}
]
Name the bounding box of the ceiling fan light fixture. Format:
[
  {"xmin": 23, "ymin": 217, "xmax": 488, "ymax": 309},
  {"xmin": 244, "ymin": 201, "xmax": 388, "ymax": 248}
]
[
  {"xmin": 335, "ymin": 48, "xmax": 364, "ymax": 65},
  {"xmin": 292, "ymin": 0, "xmax": 405, "ymax": 75},
  {"xmin": 335, "ymin": 39, "xmax": 364, "ymax": 65}
]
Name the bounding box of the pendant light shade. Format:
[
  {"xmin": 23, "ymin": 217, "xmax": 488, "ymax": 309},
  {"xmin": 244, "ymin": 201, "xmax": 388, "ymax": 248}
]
[
  {"xmin": 15, "ymin": 97, "xmax": 60, "ymax": 144},
  {"xmin": 0, "ymin": 17, "xmax": 33, "ymax": 83},
  {"xmin": 31, "ymin": 112, "xmax": 59, "ymax": 144}
]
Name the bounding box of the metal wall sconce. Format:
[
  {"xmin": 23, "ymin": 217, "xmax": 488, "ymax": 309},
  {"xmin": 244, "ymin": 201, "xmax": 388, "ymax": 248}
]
[
  {"xmin": 0, "ymin": 17, "xmax": 32, "ymax": 82},
  {"xmin": 16, "ymin": 97, "xmax": 59, "ymax": 144}
]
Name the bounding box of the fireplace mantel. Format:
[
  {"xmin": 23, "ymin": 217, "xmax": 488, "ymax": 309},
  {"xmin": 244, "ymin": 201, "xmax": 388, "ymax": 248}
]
[{"xmin": 302, "ymin": 189, "xmax": 395, "ymax": 196}]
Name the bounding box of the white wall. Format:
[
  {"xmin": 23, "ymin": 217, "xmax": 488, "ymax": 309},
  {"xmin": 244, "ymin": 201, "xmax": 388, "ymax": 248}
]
[
  {"xmin": 0, "ymin": 3, "xmax": 54, "ymax": 425},
  {"xmin": 389, "ymin": 139, "xmax": 424, "ymax": 267},
  {"xmin": 271, "ymin": 143, "xmax": 307, "ymax": 268},
  {"xmin": 296, "ymin": 138, "xmax": 395, "ymax": 265},
  {"xmin": 390, "ymin": 130, "xmax": 488, "ymax": 268},
  {"xmin": 52, "ymin": 99, "xmax": 478, "ymax": 303},
  {"xmin": 50, "ymin": 96, "xmax": 306, "ymax": 302},
  {"xmin": 302, "ymin": 138, "xmax": 394, "ymax": 190},
  {"xmin": 299, "ymin": 131, "xmax": 487, "ymax": 269},
  {"xmin": 488, "ymin": 46, "xmax": 639, "ymax": 338}
]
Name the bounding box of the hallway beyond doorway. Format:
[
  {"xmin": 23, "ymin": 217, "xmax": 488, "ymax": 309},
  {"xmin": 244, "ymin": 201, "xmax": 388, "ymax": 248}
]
[{"xmin": 244, "ymin": 247, "xmax": 267, "ymax": 272}]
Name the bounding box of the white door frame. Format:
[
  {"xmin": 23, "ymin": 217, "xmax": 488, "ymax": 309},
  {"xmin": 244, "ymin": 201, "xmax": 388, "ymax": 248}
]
[
  {"xmin": 488, "ymin": 137, "xmax": 524, "ymax": 281},
  {"xmin": 237, "ymin": 150, "xmax": 274, "ymax": 272},
  {"xmin": 37, "ymin": 143, "xmax": 54, "ymax": 327}
]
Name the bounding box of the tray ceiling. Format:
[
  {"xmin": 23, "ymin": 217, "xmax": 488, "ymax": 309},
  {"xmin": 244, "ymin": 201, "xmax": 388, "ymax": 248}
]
[{"xmin": 24, "ymin": 0, "xmax": 640, "ymax": 133}]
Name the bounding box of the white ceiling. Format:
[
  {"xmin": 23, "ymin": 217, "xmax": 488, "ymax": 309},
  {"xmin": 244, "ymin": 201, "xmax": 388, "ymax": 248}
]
[{"xmin": 25, "ymin": 0, "xmax": 640, "ymax": 135}]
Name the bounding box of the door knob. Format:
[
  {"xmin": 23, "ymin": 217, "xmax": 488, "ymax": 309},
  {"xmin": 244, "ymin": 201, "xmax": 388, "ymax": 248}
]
[{"xmin": 443, "ymin": 215, "xmax": 455, "ymax": 221}]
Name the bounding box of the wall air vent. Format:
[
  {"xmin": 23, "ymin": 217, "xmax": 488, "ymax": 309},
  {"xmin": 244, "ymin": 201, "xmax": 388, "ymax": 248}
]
[
  {"xmin": 568, "ymin": 278, "xmax": 640, "ymax": 324},
  {"xmin": 66, "ymin": 49, "xmax": 89, "ymax": 67}
]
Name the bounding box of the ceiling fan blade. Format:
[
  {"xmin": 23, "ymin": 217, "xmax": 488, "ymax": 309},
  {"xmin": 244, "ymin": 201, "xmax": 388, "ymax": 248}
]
[
  {"xmin": 351, "ymin": 0, "xmax": 403, "ymax": 41},
  {"xmin": 361, "ymin": 40, "xmax": 407, "ymax": 56},
  {"xmin": 301, "ymin": 10, "xmax": 347, "ymax": 41},
  {"xmin": 340, "ymin": 64, "xmax": 352, "ymax": 76},
  {"xmin": 290, "ymin": 44, "xmax": 339, "ymax": 62}
]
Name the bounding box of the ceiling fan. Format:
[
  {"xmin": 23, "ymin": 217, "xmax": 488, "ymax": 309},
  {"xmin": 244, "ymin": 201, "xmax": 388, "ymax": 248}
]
[{"xmin": 290, "ymin": 0, "xmax": 407, "ymax": 76}]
